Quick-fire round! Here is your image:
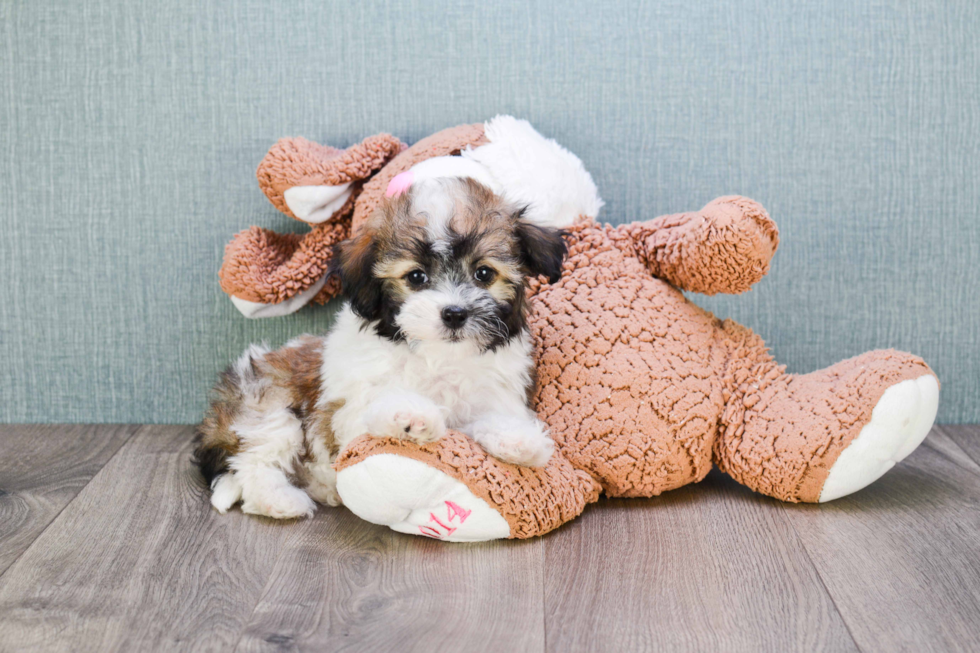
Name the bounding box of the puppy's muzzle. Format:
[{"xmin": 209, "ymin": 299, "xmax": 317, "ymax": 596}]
[{"xmin": 441, "ymin": 305, "xmax": 468, "ymax": 330}]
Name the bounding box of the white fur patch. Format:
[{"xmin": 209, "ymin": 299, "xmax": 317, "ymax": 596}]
[
  {"xmin": 463, "ymin": 115, "xmax": 603, "ymax": 228},
  {"xmin": 410, "ymin": 178, "xmax": 458, "ymax": 246},
  {"xmin": 464, "ymin": 411, "xmax": 554, "ymax": 467},
  {"xmin": 322, "ymin": 304, "xmax": 545, "ymax": 458},
  {"xmin": 336, "ymin": 454, "xmax": 511, "ymax": 542},
  {"xmin": 820, "ymin": 374, "xmax": 939, "ymax": 502}
]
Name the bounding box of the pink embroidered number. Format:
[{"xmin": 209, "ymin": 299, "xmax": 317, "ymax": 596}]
[
  {"xmin": 417, "ymin": 500, "xmax": 472, "ymax": 539},
  {"xmin": 445, "ymin": 501, "xmax": 472, "ymax": 523}
]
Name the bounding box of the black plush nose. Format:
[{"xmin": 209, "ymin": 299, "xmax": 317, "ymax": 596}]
[{"xmin": 441, "ymin": 305, "xmax": 468, "ymax": 330}]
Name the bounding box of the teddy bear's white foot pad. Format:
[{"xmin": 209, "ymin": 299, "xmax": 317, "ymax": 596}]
[
  {"xmin": 820, "ymin": 374, "xmax": 939, "ymax": 502},
  {"xmin": 230, "ymin": 274, "xmax": 328, "ymax": 319},
  {"xmin": 336, "ymin": 454, "xmax": 510, "ymax": 542},
  {"xmin": 283, "ymin": 183, "xmax": 352, "ymax": 223}
]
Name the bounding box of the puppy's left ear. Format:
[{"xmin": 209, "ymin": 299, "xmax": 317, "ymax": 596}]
[
  {"xmin": 331, "ymin": 228, "xmax": 383, "ymax": 320},
  {"xmin": 515, "ymin": 211, "xmax": 568, "ymax": 284}
]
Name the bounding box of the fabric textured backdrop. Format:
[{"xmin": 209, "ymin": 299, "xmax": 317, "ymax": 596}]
[{"xmin": 1, "ymin": 0, "xmax": 977, "ymax": 424}]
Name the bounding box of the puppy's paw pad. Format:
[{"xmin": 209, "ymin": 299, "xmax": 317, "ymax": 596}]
[
  {"xmin": 391, "ymin": 410, "xmax": 445, "ymax": 443},
  {"xmin": 242, "ymin": 485, "xmax": 316, "ymax": 520}
]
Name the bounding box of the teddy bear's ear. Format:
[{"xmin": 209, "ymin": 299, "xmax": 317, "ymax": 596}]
[{"xmin": 257, "ymin": 134, "xmax": 404, "ymax": 224}]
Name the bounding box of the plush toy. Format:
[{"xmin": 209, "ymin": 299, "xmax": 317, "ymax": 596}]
[{"xmin": 219, "ymin": 116, "xmax": 940, "ymax": 541}]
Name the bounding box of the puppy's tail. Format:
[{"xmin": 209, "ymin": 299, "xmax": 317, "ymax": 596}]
[{"xmin": 192, "ymin": 344, "xmax": 271, "ymax": 491}]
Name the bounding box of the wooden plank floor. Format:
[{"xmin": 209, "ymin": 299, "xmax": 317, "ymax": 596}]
[{"xmin": 1, "ymin": 425, "xmax": 978, "ymax": 652}]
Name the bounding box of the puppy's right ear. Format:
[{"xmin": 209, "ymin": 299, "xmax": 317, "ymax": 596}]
[
  {"xmin": 514, "ymin": 212, "xmax": 568, "ymax": 284},
  {"xmin": 332, "ymin": 229, "xmax": 383, "ymax": 321}
]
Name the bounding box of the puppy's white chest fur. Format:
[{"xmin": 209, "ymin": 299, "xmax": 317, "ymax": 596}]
[{"xmin": 322, "ymin": 305, "xmax": 538, "ymax": 444}]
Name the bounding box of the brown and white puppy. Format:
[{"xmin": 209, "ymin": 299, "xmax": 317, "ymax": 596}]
[{"xmin": 194, "ymin": 178, "xmax": 566, "ymax": 519}]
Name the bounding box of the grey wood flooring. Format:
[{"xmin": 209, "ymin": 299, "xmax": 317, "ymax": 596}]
[{"xmin": 0, "ymin": 424, "xmax": 978, "ymax": 652}]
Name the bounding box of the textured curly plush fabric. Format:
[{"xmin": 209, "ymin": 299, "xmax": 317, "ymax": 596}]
[
  {"xmin": 256, "ymin": 134, "xmax": 404, "ymax": 219},
  {"xmin": 537, "ymin": 215, "xmax": 934, "ymax": 504},
  {"xmin": 218, "ymin": 221, "xmax": 350, "ymax": 304},
  {"xmin": 626, "ymin": 195, "xmax": 780, "ymax": 295},
  {"xmin": 713, "ymin": 335, "xmax": 936, "ymax": 502},
  {"xmin": 529, "ymin": 219, "xmax": 730, "ymax": 498}
]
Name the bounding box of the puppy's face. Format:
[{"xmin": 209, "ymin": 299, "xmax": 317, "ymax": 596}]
[{"xmin": 336, "ymin": 177, "xmax": 567, "ymax": 351}]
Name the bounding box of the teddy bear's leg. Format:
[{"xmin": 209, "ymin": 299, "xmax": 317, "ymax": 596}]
[
  {"xmin": 714, "ymin": 321, "xmax": 939, "ymax": 503},
  {"xmin": 219, "ymin": 221, "xmax": 349, "ymax": 318},
  {"xmin": 333, "ymin": 431, "xmax": 601, "ymax": 541}
]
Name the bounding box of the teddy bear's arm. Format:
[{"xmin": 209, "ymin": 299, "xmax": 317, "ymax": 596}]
[
  {"xmin": 620, "ymin": 195, "xmax": 779, "ymax": 295},
  {"xmin": 258, "ymin": 134, "xmax": 404, "ymax": 222},
  {"xmin": 219, "ymin": 221, "xmax": 349, "ymax": 317},
  {"xmin": 220, "ymin": 134, "xmax": 404, "ymax": 317}
]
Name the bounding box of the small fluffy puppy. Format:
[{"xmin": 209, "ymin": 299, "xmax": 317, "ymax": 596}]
[{"xmin": 194, "ymin": 177, "xmax": 567, "ymax": 519}]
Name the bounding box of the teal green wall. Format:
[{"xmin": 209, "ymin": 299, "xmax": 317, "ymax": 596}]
[{"xmin": 2, "ymin": 0, "xmax": 977, "ymax": 423}]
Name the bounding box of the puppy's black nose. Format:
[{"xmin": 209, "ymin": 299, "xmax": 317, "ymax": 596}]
[{"xmin": 441, "ymin": 305, "xmax": 468, "ymax": 330}]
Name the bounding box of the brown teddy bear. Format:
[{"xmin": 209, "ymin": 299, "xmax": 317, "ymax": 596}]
[{"xmin": 218, "ymin": 117, "xmax": 939, "ymax": 541}]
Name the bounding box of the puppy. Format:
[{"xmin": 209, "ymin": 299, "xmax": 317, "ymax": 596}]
[{"xmin": 193, "ymin": 177, "xmax": 567, "ymax": 519}]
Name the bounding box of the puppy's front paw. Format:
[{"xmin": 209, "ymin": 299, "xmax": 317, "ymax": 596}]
[
  {"xmin": 467, "ymin": 415, "xmax": 555, "ymax": 467},
  {"xmin": 487, "ymin": 432, "xmax": 554, "ymax": 467},
  {"xmin": 367, "ymin": 393, "xmax": 446, "ymax": 444}
]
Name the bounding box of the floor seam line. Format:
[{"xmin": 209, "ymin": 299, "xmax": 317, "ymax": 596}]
[
  {"xmin": 933, "ymin": 425, "xmax": 980, "ymax": 475},
  {"xmin": 780, "ymin": 509, "xmax": 865, "ymax": 653},
  {"xmin": 0, "ymin": 423, "xmax": 143, "ymax": 585},
  {"xmin": 230, "ymin": 519, "xmax": 315, "ymax": 651}
]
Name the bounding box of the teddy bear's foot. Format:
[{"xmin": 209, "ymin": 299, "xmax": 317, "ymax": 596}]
[
  {"xmin": 219, "ymin": 221, "xmax": 350, "ymax": 317},
  {"xmin": 334, "ymin": 431, "xmax": 602, "ymax": 541},
  {"xmin": 229, "ymin": 274, "xmax": 328, "ymax": 319},
  {"xmin": 820, "ymin": 374, "xmax": 938, "ymax": 502},
  {"xmin": 336, "ymin": 453, "xmax": 511, "ymax": 541},
  {"xmin": 715, "ymin": 340, "xmax": 940, "ymax": 503},
  {"xmin": 283, "ymin": 183, "xmax": 353, "ymax": 224}
]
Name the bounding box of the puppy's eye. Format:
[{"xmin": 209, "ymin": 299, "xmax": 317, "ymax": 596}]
[
  {"xmin": 474, "ymin": 266, "xmax": 496, "ymax": 283},
  {"xmin": 405, "ymin": 269, "xmax": 428, "ymax": 288}
]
